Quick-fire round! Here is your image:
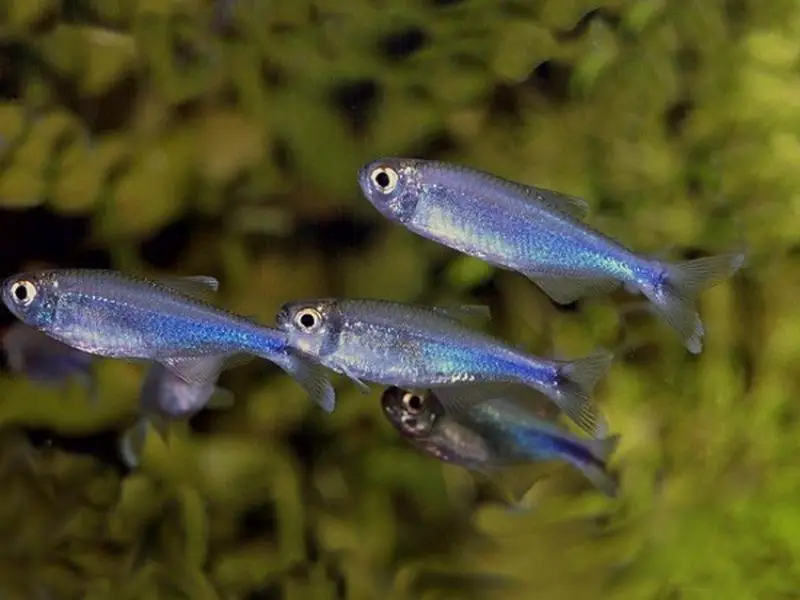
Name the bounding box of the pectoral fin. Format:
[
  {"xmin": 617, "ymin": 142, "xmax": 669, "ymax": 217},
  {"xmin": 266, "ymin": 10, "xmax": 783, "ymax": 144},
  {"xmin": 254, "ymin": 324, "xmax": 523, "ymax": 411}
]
[
  {"xmin": 274, "ymin": 351, "xmax": 336, "ymax": 413},
  {"xmin": 338, "ymin": 365, "xmax": 371, "ymax": 394}
]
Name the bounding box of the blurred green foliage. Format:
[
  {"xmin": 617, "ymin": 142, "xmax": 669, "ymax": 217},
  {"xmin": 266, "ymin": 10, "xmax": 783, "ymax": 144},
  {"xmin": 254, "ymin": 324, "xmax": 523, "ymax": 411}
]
[{"xmin": 0, "ymin": 0, "xmax": 798, "ymax": 598}]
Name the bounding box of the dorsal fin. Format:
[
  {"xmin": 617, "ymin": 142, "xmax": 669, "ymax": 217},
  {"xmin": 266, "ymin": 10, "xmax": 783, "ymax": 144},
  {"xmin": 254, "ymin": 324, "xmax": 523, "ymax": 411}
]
[
  {"xmin": 431, "ymin": 382, "xmax": 558, "ymax": 422},
  {"xmin": 155, "ymin": 276, "xmax": 220, "ymax": 301},
  {"xmin": 528, "ymin": 189, "xmax": 590, "ymax": 220},
  {"xmin": 431, "ymin": 305, "xmax": 492, "ymax": 326}
]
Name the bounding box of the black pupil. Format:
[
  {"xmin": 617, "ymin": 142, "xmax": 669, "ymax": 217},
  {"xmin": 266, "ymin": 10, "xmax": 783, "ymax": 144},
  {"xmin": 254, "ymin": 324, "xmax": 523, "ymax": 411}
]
[
  {"xmin": 407, "ymin": 395, "xmax": 422, "ymax": 411},
  {"xmin": 375, "ymin": 171, "xmax": 390, "ymax": 188},
  {"xmin": 14, "ymin": 285, "xmax": 28, "ymax": 301},
  {"xmin": 300, "ymin": 313, "xmax": 316, "ymax": 328}
]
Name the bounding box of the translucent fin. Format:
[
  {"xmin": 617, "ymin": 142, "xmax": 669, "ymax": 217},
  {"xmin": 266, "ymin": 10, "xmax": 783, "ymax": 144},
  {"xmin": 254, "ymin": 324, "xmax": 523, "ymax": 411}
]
[
  {"xmin": 154, "ymin": 275, "xmax": 220, "ymax": 301},
  {"xmin": 160, "ymin": 355, "xmax": 230, "ymax": 386},
  {"xmin": 578, "ymin": 460, "xmax": 619, "ymax": 497},
  {"xmin": 431, "ymin": 305, "xmax": 493, "ymax": 325},
  {"xmin": 219, "ymin": 353, "xmax": 254, "ymax": 371},
  {"xmin": 182, "ymin": 275, "xmax": 220, "ymax": 290},
  {"xmin": 617, "ymin": 300, "xmax": 654, "ymax": 320},
  {"xmin": 118, "ymin": 433, "xmax": 139, "ymax": 471},
  {"xmin": 119, "ymin": 416, "xmax": 171, "ymax": 470},
  {"xmin": 434, "ymin": 382, "xmax": 558, "ymax": 422},
  {"xmin": 623, "ymin": 282, "xmax": 639, "ymax": 295},
  {"xmin": 527, "ymin": 274, "xmax": 620, "ymax": 305},
  {"xmin": 584, "ymin": 433, "xmax": 621, "ymax": 463},
  {"xmin": 80, "ymin": 374, "xmax": 100, "ymax": 406},
  {"xmin": 647, "ymin": 251, "xmax": 746, "ymax": 354},
  {"xmin": 552, "ymin": 350, "xmax": 614, "ymax": 437},
  {"xmin": 119, "ymin": 417, "xmax": 148, "ymax": 470},
  {"xmin": 529, "ymin": 189, "xmax": 590, "ymax": 220},
  {"xmin": 574, "ymin": 434, "xmax": 621, "ymax": 498},
  {"xmin": 475, "ymin": 463, "xmax": 547, "ymax": 510},
  {"xmin": 274, "ymin": 351, "xmax": 336, "ymax": 413},
  {"xmin": 538, "ymin": 431, "xmax": 620, "ymax": 497},
  {"xmin": 339, "ymin": 365, "xmax": 371, "ymax": 394},
  {"xmin": 149, "ymin": 415, "xmax": 171, "ymax": 443},
  {"xmin": 430, "ymin": 383, "xmax": 495, "ymax": 417},
  {"xmin": 206, "ymin": 387, "xmax": 235, "ymax": 409}
]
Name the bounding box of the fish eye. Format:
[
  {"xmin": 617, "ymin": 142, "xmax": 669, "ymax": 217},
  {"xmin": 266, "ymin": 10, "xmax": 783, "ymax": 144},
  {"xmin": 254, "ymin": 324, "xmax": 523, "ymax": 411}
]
[
  {"xmin": 294, "ymin": 307, "xmax": 322, "ymax": 332},
  {"xmin": 9, "ymin": 280, "xmax": 36, "ymax": 307},
  {"xmin": 402, "ymin": 392, "xmax": 425, "ymax": 414},
  {"xmin": 370, "ymin": 166, "xmax": 399, "ymax": 194}
]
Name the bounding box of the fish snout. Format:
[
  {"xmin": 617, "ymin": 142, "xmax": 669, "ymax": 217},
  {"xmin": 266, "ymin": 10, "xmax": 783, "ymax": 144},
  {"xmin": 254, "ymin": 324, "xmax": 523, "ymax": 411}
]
[
  {"xmin": 2, "ymin": 275, "xmax": 40, "ymax": 319},
  {"xmin": 357, "ymin": 159, "xmax": 408, "ymax": 215}
]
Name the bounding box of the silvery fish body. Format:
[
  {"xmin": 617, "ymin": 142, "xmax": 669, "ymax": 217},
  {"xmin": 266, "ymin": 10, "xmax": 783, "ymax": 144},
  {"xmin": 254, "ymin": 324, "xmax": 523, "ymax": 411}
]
[
  {"xmin": 2, "ymin": 322, "xmax": 96, "ymax": 398},
  {"xmin": 120, "ymin": 357, "xmax": 234, "ymax": 469},
  {"xmin": 358, "ymin": 158, "xmax": 745, "ymax": 354},
  {"xmin": 1, "ymin": 269, "xmax": 334, "ymax": 412},
  {"xmin": 139, "ymin": 359, "xmax": 228, "ymax": 419},
  {"xmin": 381, "ymin": 385, "xmax": 619, "ymax": 497},
  {"xmin": 276, "ymin": 298, "xmax": 611, "ymax": 436},
  {"xmin": 2, "ymin": 322, "xmax": 95, "ymax": 385}
]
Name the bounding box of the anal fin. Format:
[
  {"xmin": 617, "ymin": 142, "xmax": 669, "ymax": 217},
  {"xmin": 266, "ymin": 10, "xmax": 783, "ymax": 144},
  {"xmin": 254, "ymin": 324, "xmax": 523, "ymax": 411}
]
[
  {"xmin": 339, "ymin": 365, "xmax": 371, "ymax": 394},
  {"xmin": 527, "ymin": 274, "xmax": 620, "ymax": 305},
  {"xmin": 160, "ymin": 355, "xmax": 230, "ymax": 386},
  {"xmin": 206, "ymin": 387, "xmax": 235, "ymax": 410}
]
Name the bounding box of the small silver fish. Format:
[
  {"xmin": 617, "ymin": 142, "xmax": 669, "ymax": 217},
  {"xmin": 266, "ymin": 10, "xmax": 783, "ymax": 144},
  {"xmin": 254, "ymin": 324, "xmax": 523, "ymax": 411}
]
[
  {"xmin": 1, "ymin": 322, "xmax": 97, "ymax": 400},
  {"xmin": 138, "ymin": 359, "xmax": 233, "ymax": 421},
  {"xmin": 358, "ymin": 158, "xmax": 746, "ymax": 354},
  {"xmin": 381, "ymin": 385, "xmax": 620, "ymax": 497},
  {"xmin": 120, "ymin": 357, "xmax": 234, "ymax": 468},
  {"xmin": 275, "ymin": 298, "xmax": 611, "ymax": 436},
  {"xmin": 1, "ymin": 269, "xmax": 335, "ymax": 411}
]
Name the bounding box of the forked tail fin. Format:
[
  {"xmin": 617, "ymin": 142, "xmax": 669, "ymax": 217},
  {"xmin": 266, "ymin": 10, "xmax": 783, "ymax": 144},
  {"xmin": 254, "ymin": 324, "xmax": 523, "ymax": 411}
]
[
  {"xmin": 646, "ymin": 251, "xmax": 746, "ymax": 354},
  {"xmin": 575, "ymin": 434, "xmax": 621, "ymax": 497},
  {"xmin": 547, "ymin": 349, "xmax": 614, "ymax": 437}
]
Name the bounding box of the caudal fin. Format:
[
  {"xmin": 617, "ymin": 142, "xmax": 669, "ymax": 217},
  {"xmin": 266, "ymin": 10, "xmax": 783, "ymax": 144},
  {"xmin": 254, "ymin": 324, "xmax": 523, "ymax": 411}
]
[
  {"xmin": 578, "ymin": 460, "xmax": 619, "ymax": 497},
  {"xmin": 584, "ymin": 433, "xmax": 621, "ymax": 462},
  {"xmin": 273, "ymin": 350, "xmax": 336, "ymax": 413},
  {"xmin": 576, "ymin": 434, "xmax": 621, "ymax": 497},
  {"xmin": 551, "ymin": 350, "xmax": 614, "ymax": 437},
  {"xmin": 647, "ymin": 251, "xmax": 746, "ymax": 354}
]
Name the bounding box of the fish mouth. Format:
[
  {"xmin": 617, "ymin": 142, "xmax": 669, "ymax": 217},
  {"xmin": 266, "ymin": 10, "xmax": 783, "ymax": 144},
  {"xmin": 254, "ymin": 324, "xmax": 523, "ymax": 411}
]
[
  {"xmin": 380, "ymin": 385, "xmax": 404, "ymax": 409},
  {"xmin": 399, "ymin": 414, "xmax": 430, "ymax": 437},
  {"xmin": 356, "ymin": 158, "xmax": 398, "ymax": 197},
  {"xmin": 356, "ymin": 164, "xmax": 374, "ymax": 196},
  {"xmin": 274, "ymin": 305, "xmax": 293, "ymax": 331},
  {"xmin": 0, "ymin": 275, "xmax": 16, "ymax": 298}
]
